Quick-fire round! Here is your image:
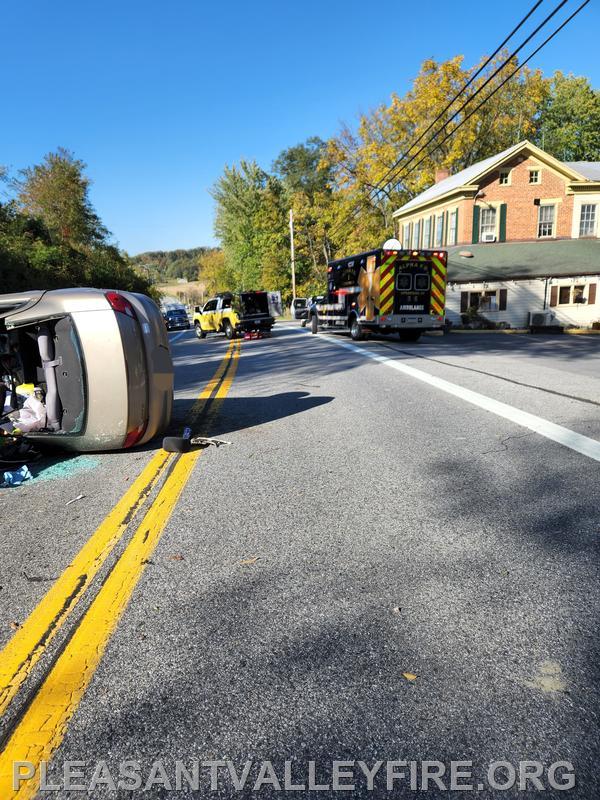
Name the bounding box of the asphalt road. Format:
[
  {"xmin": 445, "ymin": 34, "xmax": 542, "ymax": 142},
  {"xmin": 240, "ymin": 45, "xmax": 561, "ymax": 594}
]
[{"xmin": 1, "ymin": 326, "xmax": 600, "ymax": 798}]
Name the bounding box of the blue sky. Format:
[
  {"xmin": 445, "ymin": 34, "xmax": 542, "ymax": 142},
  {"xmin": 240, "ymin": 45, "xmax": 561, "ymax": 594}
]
[{"xmin": 1, "ymin": 0, "xmax": 598, "ymax": 254}]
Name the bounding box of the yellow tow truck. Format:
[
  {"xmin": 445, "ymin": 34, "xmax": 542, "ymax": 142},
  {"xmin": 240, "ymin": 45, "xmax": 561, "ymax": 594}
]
[{"xmin": 193, "ymin": 291, "xmax": 275, "ymax": 340}]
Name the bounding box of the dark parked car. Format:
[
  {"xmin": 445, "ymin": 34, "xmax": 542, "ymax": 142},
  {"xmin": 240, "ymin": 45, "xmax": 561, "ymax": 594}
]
[{"xmin": 163, "ymin": 308, "xmax": 190, "ymax": 330}]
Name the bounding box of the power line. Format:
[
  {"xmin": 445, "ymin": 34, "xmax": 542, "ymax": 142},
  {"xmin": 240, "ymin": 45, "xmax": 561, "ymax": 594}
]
[
  {"xmin": 327, "ymin": 0, "xmax": 580, "ymax": 242},
  {"xmin": 385, "ymin": 0, "xmax": 591, "ymax": 197},
  {"xmin": 329, "ymin": 0, "xmax": 567, "ymax": 240},
  {"xmin": 365, "ymin": 0, "xmax": 547, "ymax": 199},
  {"xmin": 367, "ymin": 0, "xmax": 569, "ymax": 200}
]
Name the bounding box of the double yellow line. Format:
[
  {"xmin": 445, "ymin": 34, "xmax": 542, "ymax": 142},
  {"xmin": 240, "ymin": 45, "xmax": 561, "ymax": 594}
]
[{"xmin": 0, "ymin": 339, "xmax": 241, "ymax": 799}]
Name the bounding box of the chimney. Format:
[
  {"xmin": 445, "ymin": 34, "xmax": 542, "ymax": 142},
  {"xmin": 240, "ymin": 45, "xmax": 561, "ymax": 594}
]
[{"xmin": 435, "ymin": 167, "xmax": 450, "ymax": 184}]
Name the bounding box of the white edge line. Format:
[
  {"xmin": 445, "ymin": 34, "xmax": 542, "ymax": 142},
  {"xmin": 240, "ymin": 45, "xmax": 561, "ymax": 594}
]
[
  {"xmin": 169, "ymin": 331, "xmax": 190, "ymax": 343},
  {"xmin": 323, "ymin": 335, "xmax": 600, "ymax": 464}
]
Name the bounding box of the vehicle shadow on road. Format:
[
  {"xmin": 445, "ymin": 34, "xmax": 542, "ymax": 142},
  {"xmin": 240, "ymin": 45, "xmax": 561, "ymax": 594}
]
[{"xmin": 170, "ymin": 391, "xmax": 334, "ymax": 437}]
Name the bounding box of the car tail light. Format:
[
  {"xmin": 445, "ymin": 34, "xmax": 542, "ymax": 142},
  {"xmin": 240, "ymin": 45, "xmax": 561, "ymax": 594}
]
[
  {"xmin": 105, "ymin": 291, "xmax": 136, "ymax": 319},
  {"xmin": 123, "ymin": 423, "xmax": 146, "ymax": 449}
]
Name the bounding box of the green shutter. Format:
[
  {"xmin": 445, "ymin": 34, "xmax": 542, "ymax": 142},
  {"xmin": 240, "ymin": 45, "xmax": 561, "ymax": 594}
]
[
  {"xmin": 472, "ymin": 206, "xmax": 480, "ymax": 244},
  {"xmin": 430, "ymin": 215, "xmax": 435, "ymax": 248},
  {"xmin": 444, "ymin": 211, "xmax": 449, "ymax": 245},
  {"xmin": 499, "ymin": 203, "xmax": 507, "ymax": 242},
  {"xmin": 455, "ymin": 209, "xmax": 459, "ymax": 245}
]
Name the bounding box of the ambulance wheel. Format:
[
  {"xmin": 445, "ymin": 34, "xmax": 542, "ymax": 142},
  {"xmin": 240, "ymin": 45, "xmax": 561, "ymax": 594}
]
[
  {"xmin": 224, "ymin": 321, "xmax": 235, "ymax": 339},
  {"xmin": 195, "ymin": 323, "xmax": 206, "ymax": 339},
  {"xmin": 310, "ymin": 315, "xmax": 319, "ymax": 334},
  {"xmin": 399, "ymin": 331, "xmax": 421, "ymax": 342},
  {"xmin": 350, "ymin": 316, "xmax": 364, "ymax": 341}
]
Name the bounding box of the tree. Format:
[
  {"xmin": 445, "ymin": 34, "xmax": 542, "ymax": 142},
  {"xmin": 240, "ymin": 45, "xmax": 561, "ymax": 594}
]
[
  {"xmin": 272, "ymin": 137, "xmax": 330, "ymax": 199},
  {"xmin": 535, "ymin": 72, "xmax": 600, "ymax": 161},
  {"xmin": 198, "ymin": 249, "xmax": 230, "ymax": 296},
  {"xmin": 327, "ymin": 52, "xmax": 548, "ymax": 253},
  {"xmin": 1, "ymin": 149, "xmax": 155, "ymax": 297},
  {"xmin": 14, "ymin": 148, "xmax": 109, "ymax": 247},
  {"xmin": 211, "ymin": 161, "xmax": 273, "ymax": 291}
]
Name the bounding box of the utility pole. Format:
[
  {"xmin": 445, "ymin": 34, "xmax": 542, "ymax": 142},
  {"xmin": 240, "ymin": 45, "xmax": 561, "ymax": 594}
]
[{"xmin": 289, "ymin": 208, "xmax": 296, "ymax": 300}]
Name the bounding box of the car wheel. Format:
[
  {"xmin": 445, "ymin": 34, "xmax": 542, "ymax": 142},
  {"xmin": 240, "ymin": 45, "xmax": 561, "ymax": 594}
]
[
  {"xmin": 163, "ymin": 436, "xmax": 191, "ymax": 453},
  {"xmin": 310, "ymin": 314, "xmax": 319, "ymax": 335},
  {"xmin": 350, "ymin": 316, "xmax": 364, "ymax": 341},
  {"xmin": 399, "ymin": 331, "xmax": 421, "ymax": 342},
  {"xmin": 195, "ymin": 323, "xmax": 206, "ymax": 339},
  {"xmin": 224, "ymin": 322, "xmax": 235, "ymax": 339}
]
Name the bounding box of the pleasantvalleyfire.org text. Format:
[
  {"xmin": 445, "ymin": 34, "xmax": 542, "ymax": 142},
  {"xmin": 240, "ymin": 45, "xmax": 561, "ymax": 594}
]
[{"xmin": 13, "ymin": 758, "xmax": 576, "ymax": 792}]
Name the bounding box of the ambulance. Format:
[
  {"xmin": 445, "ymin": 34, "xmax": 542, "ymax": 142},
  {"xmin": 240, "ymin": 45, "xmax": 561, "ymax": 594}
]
[{"xmin": 308, "ymin": 244, "xmax": 447, "ymax": 342}]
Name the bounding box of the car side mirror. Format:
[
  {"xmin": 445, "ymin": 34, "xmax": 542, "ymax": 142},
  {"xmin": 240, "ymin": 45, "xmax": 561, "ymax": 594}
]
[{"xmin": 194, "ymin": 306, "xmax": 200, "ymax": 313}]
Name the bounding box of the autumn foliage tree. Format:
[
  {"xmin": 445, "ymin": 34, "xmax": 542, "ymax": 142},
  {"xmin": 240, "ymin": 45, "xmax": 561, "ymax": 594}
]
[{"xmin": 210, "ymin": 52, "xmax": 596, "ymax": 300}]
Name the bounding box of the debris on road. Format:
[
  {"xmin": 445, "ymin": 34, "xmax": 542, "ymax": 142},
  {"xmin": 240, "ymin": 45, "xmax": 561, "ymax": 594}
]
[
  {"xmin": 191, "ymin": 436, "xmax": 232, "ymax": 448},
  {"xmin": 240, "ymin": 556, "xmax": 259, "ymax": 566},
  {"xmin": 162, "ymin": 434, "xmax": 232, "ymax": 453},
  {"xmin": 402, "ymin": 671, "xmax": 418, "ymax": 682},
  {"xmin": 9, "ymin": 621, "xmax": 21, "ymax": 631},
  {"xmin": 65, "ymin": 493, "xmax": 85, "ymax": 506},
  {"xmin": 1, "ymin": 464, "xmax": 32, "ymax": 487},
  {"xmin": 170, "ymin": 554, "xmax": 185, "ymax": 561}
]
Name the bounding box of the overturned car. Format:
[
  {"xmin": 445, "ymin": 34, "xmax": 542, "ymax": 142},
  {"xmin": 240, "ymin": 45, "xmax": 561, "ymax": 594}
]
[{"xmin": 0, "ymin": 289, "xmax": 174, "ymax": 452}]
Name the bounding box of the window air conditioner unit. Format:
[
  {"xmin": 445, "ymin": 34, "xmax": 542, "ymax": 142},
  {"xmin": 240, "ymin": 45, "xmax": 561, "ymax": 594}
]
[
  {"xmin": 481, "ymin": 233, "xmax": 496, "ymax": 243},
  {"xmin": 528, "ymin": 311, "xmax": 553, "ymax": 327}
]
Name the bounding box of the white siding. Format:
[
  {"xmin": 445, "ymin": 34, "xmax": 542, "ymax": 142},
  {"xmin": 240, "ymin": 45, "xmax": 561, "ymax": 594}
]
[{"xmin": 446, "ymin": 276, "xmax": 600, "ymax": 328}]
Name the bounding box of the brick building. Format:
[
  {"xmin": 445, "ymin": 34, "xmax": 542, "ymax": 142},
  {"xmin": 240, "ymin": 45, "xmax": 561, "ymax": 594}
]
[{"xmin": 392, "ymin": 140, "xmax": 600, "ymax": 329}]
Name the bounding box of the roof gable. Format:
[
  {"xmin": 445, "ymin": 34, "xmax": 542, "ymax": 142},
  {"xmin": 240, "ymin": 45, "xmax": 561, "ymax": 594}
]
[{"xmin": 393, "ymin": 140, "xmax": 589, "ymax": 217}]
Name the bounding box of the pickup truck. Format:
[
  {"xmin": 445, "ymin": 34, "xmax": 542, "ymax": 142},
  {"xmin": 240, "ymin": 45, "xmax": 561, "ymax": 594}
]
[{"xmin": 193, "ymin": 292, "xmax": 275, "ymax": 339}]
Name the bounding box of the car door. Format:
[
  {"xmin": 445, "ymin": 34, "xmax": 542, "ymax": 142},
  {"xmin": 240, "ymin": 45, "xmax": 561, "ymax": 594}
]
[
  {"xmin": 213, "ymin": 297, "xmax": 225, "ymax": 331},
  {"xmin": 201, "ymin": 298, "xmax": 217, "ymax": 331}
]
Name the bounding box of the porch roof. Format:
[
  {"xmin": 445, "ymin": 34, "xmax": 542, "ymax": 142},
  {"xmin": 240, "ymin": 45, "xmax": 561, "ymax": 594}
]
[{"xmin": 447, "ymin": 239, "xmax": 600, "ymax": 283}]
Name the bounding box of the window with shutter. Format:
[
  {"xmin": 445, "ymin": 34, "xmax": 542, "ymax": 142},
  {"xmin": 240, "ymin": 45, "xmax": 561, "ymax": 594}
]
[
  {"xmin": 499, "ymin": 288, "xmax": 507, "ymax": 310},
  {"xmin": 460, "ymin": 292, "xmax": 469, "ymax": 313},
  {"xmin": 499, "ymin": 204, "xmax": 507, "ymax": 242},
  {"xmin": 472, "ymin": 206, "xmax": 480, "ymax": 244}
]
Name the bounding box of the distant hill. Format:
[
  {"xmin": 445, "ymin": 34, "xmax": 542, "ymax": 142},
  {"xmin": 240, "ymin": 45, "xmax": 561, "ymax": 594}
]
[{"xmin": 130, "ymin": 246, "xmax": 219, "ymax": 284}]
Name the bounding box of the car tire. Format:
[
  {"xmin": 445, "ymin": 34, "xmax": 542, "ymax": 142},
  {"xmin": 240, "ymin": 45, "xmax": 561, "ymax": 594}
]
[
  {"xmin": 399, "ymin": 331, "xmax": 421, "ymax": 342},
  {"xmin": 349, "ymin": 316, "xmax": 364, "ymax": 341},
  {"xmin": 224, "ymin": 322, "xmax": 235, "ymax": 339},
  {"xmin": 195, "ymin": 323, "xmax": 206, "ymax": 339},
  {"xmin": 310, "ymin": 314, "xmax": 319, "ymax": 335},
  {"xmin": 163, "ymin": 436, "xmax": 191, "ymax": 453}
]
